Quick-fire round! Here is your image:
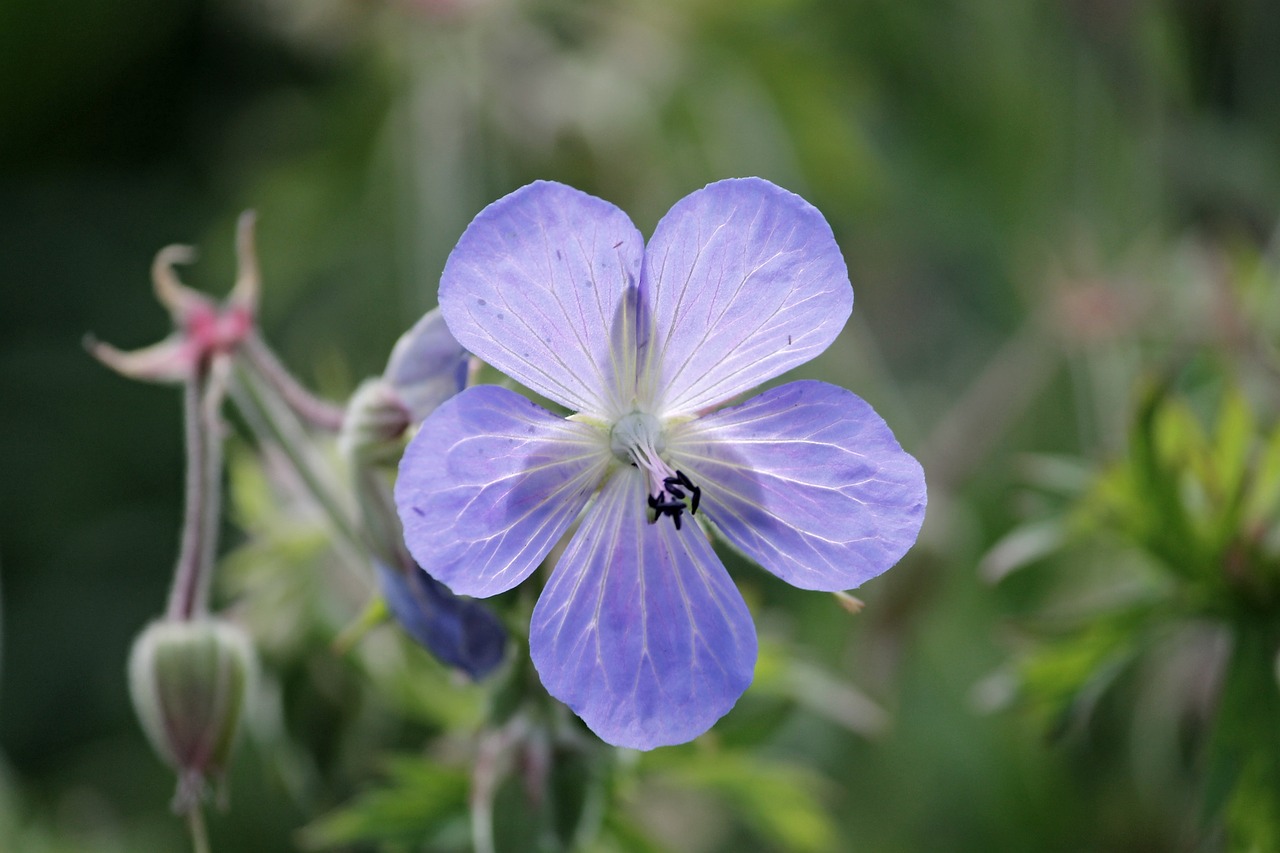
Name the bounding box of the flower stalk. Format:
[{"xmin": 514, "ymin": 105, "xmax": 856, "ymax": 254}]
[
  {"xmin": 240, "ymin": 333, "xmax": 347, "ymax": 432},
  {"xmin": 167, "ymin": 357, "xmax": 229, "ymax": 621}
]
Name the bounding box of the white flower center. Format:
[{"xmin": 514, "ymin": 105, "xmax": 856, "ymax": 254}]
[
  {"xmin": 610, "ymin": 411, "xmax": 665, "ymax": 464},
  {"xmin": 609, "ymin": 412, "xmax": 700, "ymax": 528}
]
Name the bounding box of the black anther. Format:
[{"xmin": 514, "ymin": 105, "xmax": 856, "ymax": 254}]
[
  {"xmin": 647, "ymin": 489, "xmax": 687, "ymax": 529},
  {"xmin": 672, "ymin": 470, "xmax": 701, "ymax": 515}
]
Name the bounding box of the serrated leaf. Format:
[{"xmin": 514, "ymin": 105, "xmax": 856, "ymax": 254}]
[{"xmin": 1125, "ymin": 384, "xmax": 1204, "ymax": 577}]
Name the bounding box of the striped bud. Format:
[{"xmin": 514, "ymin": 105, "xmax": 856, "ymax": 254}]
[{"xmin": 127, "ymin": 619, "xmax": 255, "ymax": 812}]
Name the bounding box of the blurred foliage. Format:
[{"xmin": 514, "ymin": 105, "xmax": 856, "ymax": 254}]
[
  {"xmin": 990, "ymin": 364, "xmax": 1280, "ymax": 848},
  {"xmin": 7, "ymin": 0, "xmax": 1280, "ymax": 849}
]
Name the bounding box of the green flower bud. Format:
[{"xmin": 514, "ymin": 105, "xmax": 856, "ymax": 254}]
[
  {"xmin": 339, "ymin": 378, "xmax": 412, "ymax": 464},
  {"xmin": 127, "ymin": 619, "xmax": 255, "ymax": 812}
]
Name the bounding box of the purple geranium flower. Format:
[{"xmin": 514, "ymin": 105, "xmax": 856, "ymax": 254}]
[{"xmin": 395, "ymin": 178, "xmax": 926, "ymax": 749}]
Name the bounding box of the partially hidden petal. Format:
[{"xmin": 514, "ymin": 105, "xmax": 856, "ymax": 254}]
[
  {"xmin": 637, "ymin": 178, "xmax": 853, "ymax": 416},
  {"xmin": 667, "ymin": 380, "xmax": 926, "ymax": 591},
  {"xmin": 440, "ymin": 182, "xmax": 645, "ymax": 418},
  {"xmin": 383, "ymin": 307, "xmax": 469, "ymax": 423},
  {"xmin": 530, "ymin": 468, "xmax": 758, "ymax": 750},
  {"xmin": 375, "ymin": 562, "xmax": 507, "ymax": 680},
  {"xmin": 395, "ymin": 385, "xmax": 611, "ymax": 598}
]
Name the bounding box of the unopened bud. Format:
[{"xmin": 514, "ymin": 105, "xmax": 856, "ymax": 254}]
[
  {"xmin": 383, "ymin": 307, "xmax": 468, "ymax": 424},
  {"xmin": 127, "ymin": 619, "xmax": 255, "ymax": 812},
  {"xmin": 340, "ymin": 379, "xmax": 413, "ymax": 463},
  {"xmin": 376, "ymin": 562, "xmax": 506, "ymax": 679}
]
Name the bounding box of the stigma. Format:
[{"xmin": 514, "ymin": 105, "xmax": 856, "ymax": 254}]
[{"xmin": 610, "ymin": 412, "xmax": 701, "ymax": 528}]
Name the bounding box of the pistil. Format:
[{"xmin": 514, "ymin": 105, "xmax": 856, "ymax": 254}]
[{"xmin": 610, "ymin": 412, "xmax": 701, "ymax": 528}]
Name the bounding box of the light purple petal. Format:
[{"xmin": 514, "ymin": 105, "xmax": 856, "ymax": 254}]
[
  {"xmin": 530, "ymin": 468, "xmax": 757, "ymax": 750},
  {"xmin": 440, "ymin": 182, "xmax": 644, "ymax": 418},
  {"xmin": 395, "ymin": 385, "xmax": 611, "ymax": 598},
  {"xmin": 666, "ymin": 380, "xmax": 926, "ymax": 591},
  {"xmin": 383, "ymin": 307, "xmax": 469, "ymax": 423},
  {"xmin": 636, "ymin": 178, "xmax": 852, "ymax": 416}
]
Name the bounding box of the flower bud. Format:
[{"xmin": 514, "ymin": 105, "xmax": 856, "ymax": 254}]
[
  {"xmin": 340, "ymin": 308, "xmax": 470, "ymax": 465},
  {"xmin": 382, "ymin": 307, "xmax": 469, "ymax": 424},
  {"xmin": 339, "ymin": 378, "xmax": 413, "ymax": 464},
  {"xmin": 127, "ymin": 619, "xmax": 255, "ymax": 812},
  {"xmin": 376, "ymin": 561, "xmax": 506, "ymax": 679}
]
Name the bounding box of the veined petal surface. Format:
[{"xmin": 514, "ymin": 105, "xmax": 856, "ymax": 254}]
[
  {"xmin": 440, "ymin": 182, "xmax": 644, "ymax": 418},
  {"xmin": 666, "ymin": 381, "xmax": 926, "ymax": 591},
  {"xmin": 395, "ymin": 385, "xmax": 611, "ymax": 598},
  {"xmin": 530, "ymin": 469, "xmax": 757, "ymax": 750},
  {"xmin": 636, "ymin": 178, "xmax": 852, "ymax": 416}
]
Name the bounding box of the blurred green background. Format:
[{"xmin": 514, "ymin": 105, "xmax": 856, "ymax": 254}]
[{"xmin": 4, "ymin": 0, "xmax": 1280, "ymax": 850}]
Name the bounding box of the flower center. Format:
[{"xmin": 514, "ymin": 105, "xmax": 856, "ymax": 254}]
[{"xmin": 609, "ymin": 412, "xmax": 700, "ymax": 529}]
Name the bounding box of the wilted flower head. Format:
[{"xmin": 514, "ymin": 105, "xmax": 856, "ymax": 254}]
[
  {"xmin": 88, "ymin": 212, "xmax": 260, "ymax": 384},
  {"xmin": 395, "ymin": 178, "xmax": 926, "ymax": 748}
]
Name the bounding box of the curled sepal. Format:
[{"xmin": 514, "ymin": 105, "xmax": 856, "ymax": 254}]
[
  {"xmin": 90, "ymin": 212, "xmax": 261, "ymax": 386},
  {"xmin": 151, "ymin": 244, "xmax": 208, "ymax": 322},
  {"xmin": 127, "ymin": 618, "xmax": 256, "ymax": 813},
  {"xmin": 375, "ymin": 562, "xmax": 507, "ymax": 680}
]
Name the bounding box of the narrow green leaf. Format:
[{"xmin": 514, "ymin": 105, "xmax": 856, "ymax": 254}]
[{"xmin": 297, "ymin": 756, "xmax": 470, "ymax": 850}]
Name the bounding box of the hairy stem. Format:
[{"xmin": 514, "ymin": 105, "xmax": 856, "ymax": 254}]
[
  {"xmin": 241, "ymin": 334, "xmax": 346, "ymax": 432},
  {"xmin": 166, "ymin": 359, "xmax": 227, "ymax": 621},
  {"xmin": 230, "ymin": 359, "xmax": 368, "ymax": 572}
]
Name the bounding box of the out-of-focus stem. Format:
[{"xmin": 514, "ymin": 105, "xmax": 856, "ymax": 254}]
[
  {"xmin": 241, "ymin": 334, "xmax": 346, "ymax": 433},
  {"xmin": 167, "ymin": 359, "xmax": 226, "ymax": 621},
  {"xmin": 919, "ymin": 322, "xmax": 1060, "ymax": 494},
  {"xmin": 230, "ymin": 360, "xmax": 367, "ymax": 569},
  {"xmin": 187, "ymin": 805, "xmax": 211, "ymax": 853},
  {"xmin": 470, "ymin": 717, "xmax": 525, "ymax": 853},
  {"xmin": 353, "ymin": 464, "xmax": 412, "ymax": 572}
]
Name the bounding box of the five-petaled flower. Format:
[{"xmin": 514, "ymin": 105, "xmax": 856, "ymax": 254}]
[{"xmin": 395, "ymin": 178, "xmax": 926, "ymax": 749}]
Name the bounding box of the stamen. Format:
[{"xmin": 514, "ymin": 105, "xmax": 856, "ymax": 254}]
[
  {"xmin": 611, "ymin": 413, "xmax": 701, "ymax": 529},
  {"xmin": 647, "ymin": 491, "xmax": 686, "ymax": 529},
  {"xmin": 662, "ymin": 478, "xmax": 686, "ymax": 500},
  {"xmin": 664, "ymin": 470, "xmax": 700, "ymax": 515}
]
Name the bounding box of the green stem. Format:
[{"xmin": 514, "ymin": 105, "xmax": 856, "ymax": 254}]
[
  {"xmin": 353, "ymin": 464, "xmax": 412, "ymax": 571},
  {"xmin": 230, "ymin": 359, "xmax": 368, "ymax": 567},
  {"xmin": 188, "ymin": 805, "xmax": 211, "ymax": 853}
]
